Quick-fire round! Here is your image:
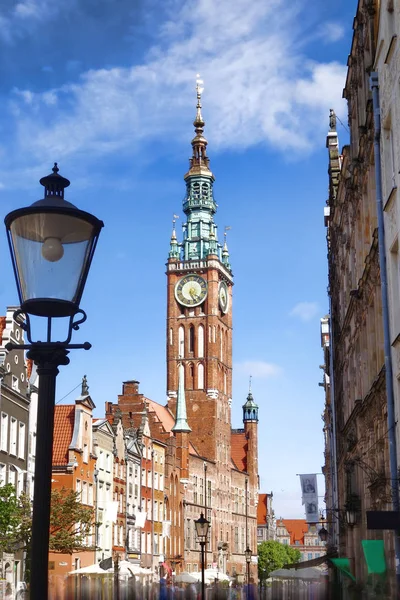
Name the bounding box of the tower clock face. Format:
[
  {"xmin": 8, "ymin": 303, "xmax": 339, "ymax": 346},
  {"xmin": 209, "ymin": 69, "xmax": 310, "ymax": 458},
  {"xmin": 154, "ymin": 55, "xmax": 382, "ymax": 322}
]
[
  {"xmin": 219, "ymin": 281, "xmax": 229, "ymax": 314},
  {"xmin": 175, "ymin": 274, "xmax": 208, "ymax": 307}
]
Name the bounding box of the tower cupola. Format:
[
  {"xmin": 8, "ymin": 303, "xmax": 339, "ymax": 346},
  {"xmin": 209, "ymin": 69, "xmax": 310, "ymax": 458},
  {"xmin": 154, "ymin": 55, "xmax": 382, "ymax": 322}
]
[{"xmin": 243, "ymin": 381, "xmax": 259, "ymax": 423}]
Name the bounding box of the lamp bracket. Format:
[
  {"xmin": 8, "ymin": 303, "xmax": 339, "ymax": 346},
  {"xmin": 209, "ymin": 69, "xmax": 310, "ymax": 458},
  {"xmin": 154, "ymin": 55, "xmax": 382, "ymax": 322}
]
[{"xmin": 5, "ymin": 308, "xmax": 90, "ymax": 349}]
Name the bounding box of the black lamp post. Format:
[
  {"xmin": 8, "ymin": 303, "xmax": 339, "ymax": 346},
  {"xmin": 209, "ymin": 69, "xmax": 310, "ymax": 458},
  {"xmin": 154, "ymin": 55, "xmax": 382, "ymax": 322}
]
[
  {"xmin": 195, "ymin": 512, "xmax": 210, "ymax": 600},
  {"xmin": 4, "ymin": 164, "xmax": 103, "ymax": 600}
]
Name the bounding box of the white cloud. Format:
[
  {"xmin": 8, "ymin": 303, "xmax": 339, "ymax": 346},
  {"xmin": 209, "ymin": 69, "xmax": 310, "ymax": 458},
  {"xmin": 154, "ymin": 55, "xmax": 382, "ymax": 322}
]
[
  {"xmin": 0, "ymin": 0, "xmax": 75, "ymax": 41},
  {"xmin": 235, "ymin": 360, "xmax": 282, "ymax": 378},
  {"xmin": 289, "ymin": 302, "xmax": 319, "ymax": 322},
  {"xmin": 5, "ymin": 0, "xmax": 347, "ymax": 168},
  {"xmin": 323, "ymin": 22, "xmax": 345, "ymax": 43}
]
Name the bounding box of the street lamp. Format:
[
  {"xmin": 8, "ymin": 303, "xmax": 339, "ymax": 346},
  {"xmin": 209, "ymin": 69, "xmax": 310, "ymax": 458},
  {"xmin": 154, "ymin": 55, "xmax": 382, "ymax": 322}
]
[
  {"xmin": 245, "ymin": 546, "xmax": 252, "ymax": 594},
  {"xmin": 195, "ymin": 512, "xmax": 210, "ymax": 600},
  {"xmin": 4, "ymin": 164, "xmax": 103, "ymax": 600},
  {"xmin": 345, "ymin": 495, "xmax": 360, "ymax": 527},
  {"xmin": 318, "ymin": 526, "xmax": 328, "ymax": 542}
]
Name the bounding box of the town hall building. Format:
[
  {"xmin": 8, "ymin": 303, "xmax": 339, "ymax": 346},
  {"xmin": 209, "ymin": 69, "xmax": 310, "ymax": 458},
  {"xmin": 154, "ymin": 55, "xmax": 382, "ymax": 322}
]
[{"xmin": 106, "ymin": 80, "xmax": 259, "ymax": 580}]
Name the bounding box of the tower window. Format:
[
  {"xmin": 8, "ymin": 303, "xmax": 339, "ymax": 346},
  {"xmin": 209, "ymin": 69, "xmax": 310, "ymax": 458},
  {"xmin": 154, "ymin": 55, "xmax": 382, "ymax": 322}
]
[
  {"xmin": 178, "ymin": 326, "xmax": 185, "ymax": 358},
  {"xmin": 188, "ymin": 364, "xmax": 194, "ymax": 389},
  {"xmin": 198, "ymin": 325, "xmax": 204, "ymax": 358},
  {"xmin": 189, "ymin": 326, "xmax": 195, "ymax": 353},
  {"xmin": 198, "ymin": 364, "xmax": 204, "ymax": 390}
]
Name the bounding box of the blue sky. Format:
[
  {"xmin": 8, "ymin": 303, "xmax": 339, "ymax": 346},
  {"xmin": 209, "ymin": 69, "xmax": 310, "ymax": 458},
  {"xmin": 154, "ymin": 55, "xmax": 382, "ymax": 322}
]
[{"xmin": 0, "ymin": 0, "xmax": 356, "ymax": 518}]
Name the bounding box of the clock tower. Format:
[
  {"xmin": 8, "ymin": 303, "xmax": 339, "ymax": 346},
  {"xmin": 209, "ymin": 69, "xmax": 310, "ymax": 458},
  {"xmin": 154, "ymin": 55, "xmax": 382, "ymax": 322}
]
[{"xmin": 166, "ymin": 78, "xmax": 233, "ymax": 461}]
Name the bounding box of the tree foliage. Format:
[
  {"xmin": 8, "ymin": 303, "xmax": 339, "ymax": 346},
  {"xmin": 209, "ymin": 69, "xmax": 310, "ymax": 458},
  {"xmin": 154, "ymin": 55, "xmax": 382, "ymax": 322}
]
[
  {"xmin": 49, "ymin": 488, "xmax": 94, "ymax": 553},
  {"xmin": 0, "ymin": 485, "xmax": 94, "ymax": 556},
  {"xmin": 0, "ymin": 484, "xmax": 22, "ymax": 552},
  {"xmin": 257, "ymin": 540, "xmax": 301, "ymax": 581}
]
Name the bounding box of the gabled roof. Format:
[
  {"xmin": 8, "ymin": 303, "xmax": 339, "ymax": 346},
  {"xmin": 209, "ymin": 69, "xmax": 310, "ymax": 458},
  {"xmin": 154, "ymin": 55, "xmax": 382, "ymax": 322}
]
[
  {"xmin": 147, "ymin": 399, "xmax": 198, "ymax": 455},
  {"xmin": 231, "ymin": 431, "xmax": 247, "ymax": 472},
  {"xmin": 53, "ymin": 405, "xmax": 75, "ymax": 466},
  {"xmin": 278, "ymin": 519, "xmax": 308, "ymax": 545},
  {"xmin": 257, "ymin": 493, "xmax": 269, "ymax": 525},
  {"xmin": 93, "ymin": 418, "xmax": 115, "ymax": 437}
]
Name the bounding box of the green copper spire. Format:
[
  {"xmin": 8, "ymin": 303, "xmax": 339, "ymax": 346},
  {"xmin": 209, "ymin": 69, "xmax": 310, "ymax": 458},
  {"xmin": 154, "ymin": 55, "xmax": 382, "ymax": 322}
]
[
  {"xmin": 172, "ymin": 363, "xmax": 191, "ymax": 433},
  {"xmin": 169, "ymin": 217, "xmax": 180, "ymax": 259},
  {"xmin": 243, "ymin": 376, "xmax": 259, "ymax": 423},
  {"xmin": 222, "ymin": 231, "xmax": 231, "ymax": 269}
]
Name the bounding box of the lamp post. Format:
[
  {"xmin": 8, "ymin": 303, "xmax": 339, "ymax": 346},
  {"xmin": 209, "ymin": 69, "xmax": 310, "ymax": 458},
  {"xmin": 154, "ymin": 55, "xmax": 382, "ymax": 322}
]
[
  {"xmin": 245, "ymin": 546, "xmax": 252, "ymax": 595},
  {"xmin": 4, "ymin": 164, "xmax": 103, "ymax": 600},
  {"xmin": 195, "ymin": 512, "xmax": 210, "ymax": 600}
]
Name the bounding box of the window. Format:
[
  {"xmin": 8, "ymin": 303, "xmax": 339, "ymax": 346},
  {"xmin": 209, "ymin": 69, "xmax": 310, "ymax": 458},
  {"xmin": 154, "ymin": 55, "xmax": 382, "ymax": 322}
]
[
  {"xmin": 82, "ymin": 481, "xmax": 88, "ymax": 504},
  {"xmin": 76, "ymin": 479, "xmax": 81, "ymax": 495},
  {"xmin": 142, "ymin": 469, "xmax": 146, "ymax": 487},
  {"xmin": 18, "ymin": 422, "xmax": 25, "ymax": 459},
  {"xmin": 234, "ymin": 527, "xmax": 239, "ymax": 553},
  {"xmin": 160, "ymin": 474, "xmax": 164, "ymax": 491},
  {"xmin": 179, "ymin": 326, "xmax": 185, "ymax": 357},
  {"xmin": 9, "ymin": 418, "xmax": 17, "ymax": 455},
  {"xmin": 0, "ymin": 464, "xmax": 5, "ymax": 484},
  {"xmin": 12, "ymin": 375, "xmax": 19, "ymax": 391},
  {"xmin": 198, "ymin": 325, "xmax": 204, "ymax": 357},
  {"xmin": 193, "ymin": 476, "xmax": 198, "ymax": 504},
  {"xmin": 83, "ymin": 444, "xmax": 88, "ymax": 463},
  {"xmin": 148, "ymin": 470, "xmax": 152, "ymax": 487},
  {"xmin": 88, "ymin": 484, "xmax": 94, "ymax": 506},
  {"xmin": 200, "ymin": 478, "xmax": 204, "ymax": 505},
  {"xmin": 308, "ymin": 553, "xmax": 312, "ymax": 560},
  {"xmin": 207, "ymin": 481, "xmax": 211, "ymax": 506},
  {"xmin": 198, "ymin": 364, "xmax": 204, "ymax": 390},
  {"xmin": 189, "ymin": 326, "xmax": 195, "ymax": 353},
  {"xmin": 106, "ymin": 453, "xmax": 111, "ymax": 472},
  {"xmin": 1, "ymin": 413, "xmax": 8, "ymax": 452},
  {"xmin": 154, "ymin": 472, "xmax": 159, "ymax": 490},
  {"xmin": 383, "ymin": 123, "xmax": 396, "ymax": 196},
  {"xmin": 8, "ymin": 466, "xmax": 16, "ymax": 488},
  {"xmin": 295, "ymin": 541, "xmax": 300, "ymax": 546}
]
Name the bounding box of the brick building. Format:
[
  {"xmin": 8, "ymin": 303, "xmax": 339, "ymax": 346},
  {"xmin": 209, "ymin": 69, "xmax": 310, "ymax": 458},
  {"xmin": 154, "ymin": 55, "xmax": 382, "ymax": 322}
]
[
  {"xmin": 275, "ymin": 518, "xmax": 326, "ymax": 563},
  {"xmin": 50, "ymin": 381, "xmax": 96, "ymax": 577},
  {"xmin": 106, "ymin": 81, "xmax": 259, "ymax": 581},
  {"xmin": 257, "ymin": 493, "xmax": 276, "ymax": 543}
]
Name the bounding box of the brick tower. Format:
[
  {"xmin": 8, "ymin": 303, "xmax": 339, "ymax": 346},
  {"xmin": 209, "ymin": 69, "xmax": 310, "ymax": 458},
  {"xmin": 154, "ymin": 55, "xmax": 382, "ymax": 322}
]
[{"xmin": 166, "ymin": 76, "xmax": 233, "ymax": 462}]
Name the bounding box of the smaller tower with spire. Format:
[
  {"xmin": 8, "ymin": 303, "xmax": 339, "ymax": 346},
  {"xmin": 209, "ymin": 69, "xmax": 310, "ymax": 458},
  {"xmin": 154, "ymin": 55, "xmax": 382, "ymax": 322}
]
[
  {"xmin": 172, "ymin": 364, "xmax": 191, "ymax": 481},
  {"xmin": 243, "ymin": 378, "xmax": 259, "ymax": 490}
]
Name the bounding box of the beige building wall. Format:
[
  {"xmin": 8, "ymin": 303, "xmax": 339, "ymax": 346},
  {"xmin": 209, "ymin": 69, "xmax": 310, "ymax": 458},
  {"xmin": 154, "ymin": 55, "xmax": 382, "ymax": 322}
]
[{"xmin": 375, "ymin": 0, "xmax": 400, "ymax": 467}]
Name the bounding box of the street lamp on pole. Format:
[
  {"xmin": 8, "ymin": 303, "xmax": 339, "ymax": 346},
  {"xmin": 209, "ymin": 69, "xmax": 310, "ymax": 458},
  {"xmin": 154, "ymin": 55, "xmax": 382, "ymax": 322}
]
[
  {"xmin": 195, "ymin": 512, "xmax": 210, "ymax": 600},
  {"xmin": 245, "ymin": 546, "xmax": 252, "ymax": 591},
  {"xmin": 4, "ymin": 164, "xmax": 103, "ymax": 600}
]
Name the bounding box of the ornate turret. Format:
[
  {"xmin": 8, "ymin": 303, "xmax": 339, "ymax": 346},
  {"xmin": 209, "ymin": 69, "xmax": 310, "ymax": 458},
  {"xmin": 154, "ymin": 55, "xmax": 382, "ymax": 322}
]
[
  {"xmin": 167, "ymin": 76, "xmax": 231, "ymax": 266},
  {"xmin": 169, "ymin": 218, "xmax": 180, "ymax": 259},
  {"xmin": 243, "ymin": 379, "xmax": 259, "ymax": 423},
  {"xmin": 222, "ymin": 232, "xmax": 231, "ymax": 269},
  {"xmin": 172, "ymin": 364, "xmax": 191, "ymax": 433}
]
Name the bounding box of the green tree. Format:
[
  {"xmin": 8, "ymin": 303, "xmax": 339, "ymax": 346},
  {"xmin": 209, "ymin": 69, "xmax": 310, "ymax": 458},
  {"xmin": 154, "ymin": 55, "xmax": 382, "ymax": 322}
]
[
  {"xmin": 0, "ymin": 483, "xmax": 22, "ymax": 552},
  {"xmin": 0, "ymin": 485, "xmax": 95, "ymax": 582},
  {"xmin": 49, "ymin": 487, "xmax": 95, "ymax": 553},
  {"xmin": 257, "ymin": 540, "xmax": 301, "ymax": 582}
]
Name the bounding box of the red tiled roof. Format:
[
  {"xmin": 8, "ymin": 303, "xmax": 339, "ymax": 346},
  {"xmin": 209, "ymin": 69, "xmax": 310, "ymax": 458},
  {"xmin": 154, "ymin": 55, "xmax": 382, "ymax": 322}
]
[
  {"xmin": 147, "ymin": 399, "xmax": 198, "ymax": 455},
  {"xmin": 0, "ymin": 317, "xmax": 6, "ymax": 345},
  {"xmin": 53, "ymin": 405, "xmax": 75, "ymax": 465},
  {"xmin": 231, "ymin": 432, "xmax": 247, "ymax": 472},
  {"xmin": 257, "ymin": 493, "xmax": 269, "ymax": 525},
  {"xmin": 280, "ymin": 519, "xmax": 308, "ymax": 545}
]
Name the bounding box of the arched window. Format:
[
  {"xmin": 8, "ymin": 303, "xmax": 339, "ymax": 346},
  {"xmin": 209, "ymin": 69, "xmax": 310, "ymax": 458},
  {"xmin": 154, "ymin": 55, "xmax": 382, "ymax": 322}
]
[
  {"xmin": 224, "ymin": 371, "xmax": 227, "ymax": 395},
  {"xmin": 169, "ymin": 328, "xmax": 173, "ymax": 346},
  {"xmin": 188, "ymin": 363, "xmax": 194, "ymax": 389},
  {"xmin": 179, "ymin": 326, "xmax": 184, "ymax": 358},
  {"xmin": 198, "ymin": 325, "xmax": 204, "ymax": 357},
  {"xmin": 219, "ymin": 327, "xmax": 223, "ymax": 361},
  {"xmin": 189, "ymin": 326, "xmax": 195, "ymax": 353},
  {"xmin": 198, "ymin": 363, "xmax": 204, "ymax": 390}
]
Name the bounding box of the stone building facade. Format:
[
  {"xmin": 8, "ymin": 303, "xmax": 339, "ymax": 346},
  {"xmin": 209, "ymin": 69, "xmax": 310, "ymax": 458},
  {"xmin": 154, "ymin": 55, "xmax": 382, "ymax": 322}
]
[
  {"xmin": 0, "ymin": 307, "xmax": 30, "ymax": 590},
  {"xmin": 324, "ymin": 0, "xmax": 395, "ymax": 583},
  {"xmin": 257, "ymin": 493, "xmax": 276, "ymax": 543},
  {"xmin": 275, "ymin": 519, "xmax": 326, "ymax": 563}
]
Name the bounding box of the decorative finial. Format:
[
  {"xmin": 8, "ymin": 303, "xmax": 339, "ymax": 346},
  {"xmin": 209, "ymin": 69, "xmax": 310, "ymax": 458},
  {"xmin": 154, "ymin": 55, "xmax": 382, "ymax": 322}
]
[
  {"xmin": 329, "ymin": 109, "xmax": 336, "ymax": 132},
  {"xmin": 39, "ymin": 163, "xmax": 70, "ymax": 198},
  {"xmin": 52, "ymin": 162, "xmax": 59, "ymax": 174},
  {"xmin": 249, "ymin": 375, "xmax": 252, "ymax": 393},
  {"xmin": 194, "ymin": 74, "xmax": 205, "ymax": 127},
  {"xmin": 82, "ymin": 374, "xmax": 89, "ymax": 396}
]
